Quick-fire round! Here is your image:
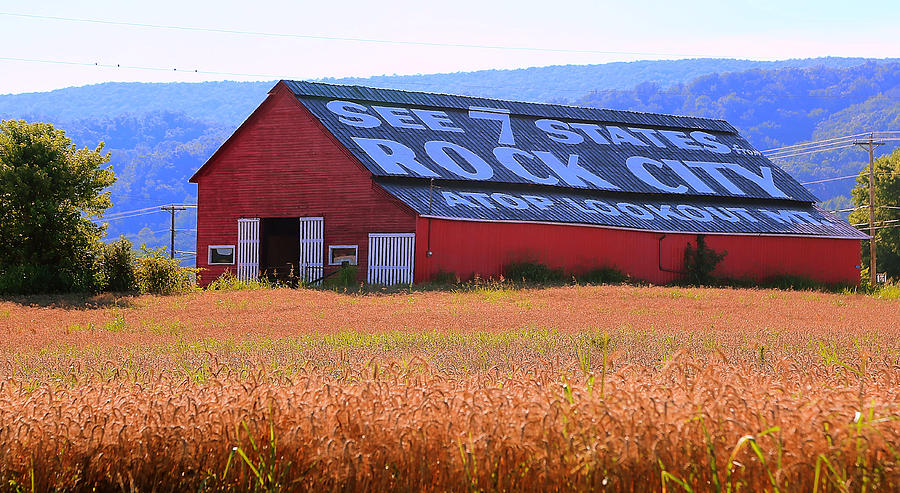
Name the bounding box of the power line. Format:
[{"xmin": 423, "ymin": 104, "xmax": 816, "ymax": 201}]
[
  {"xmin": 767, "ymin": 143, "xmax": 857, "ymax": 160},
  {"xmin": 761, "ymin": 133, "xmax": 871, "ymax": 154},
  {"xmin": 0, "ymin": 11, "xmax": 726, "ymax": 59},
  {"xmin": 800, "ymin": 173, "xmax": 862, "ymax": 185}
]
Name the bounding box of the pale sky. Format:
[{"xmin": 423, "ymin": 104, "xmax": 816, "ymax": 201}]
[{"xmin": 0, "ymin": 0, "xmax": 898, "ymax": 95}]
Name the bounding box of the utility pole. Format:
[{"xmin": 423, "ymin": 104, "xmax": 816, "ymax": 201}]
[
  {"xmin": 853, "ymin": 134, "xmax": 885, "ymax": 282},
  {"xmin": 160, "ymin": 205, "xmax": 187, "ymax": 259}
]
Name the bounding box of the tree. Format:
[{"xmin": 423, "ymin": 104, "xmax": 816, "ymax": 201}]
[
  {"xmin": 849, "ymin": 148, "xmax": 900, "ymax": 281},
  {"xmin": 0, "ymin": 120, "xmax": 115, "ymax": 293},
  {"xmin": 683, "ymin": 235, "xmax": 727, "ymax": 285}
]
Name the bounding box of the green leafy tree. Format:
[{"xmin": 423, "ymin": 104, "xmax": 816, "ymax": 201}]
[
  {"xmin": 850, "ymin": 148, "xmax": 900, "ymax": 280},
  {"xmin": 683, "ymin": 235, "xmax": 727, "ymax": 285},
  {"xmin": 0, "ymin": 120, "xmax": 114, "ymax": 293}
]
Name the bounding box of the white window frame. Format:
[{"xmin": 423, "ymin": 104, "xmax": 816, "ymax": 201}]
[
  {"xmin": 208, "ymin": 245, "xmax": 236, "ymax": 265},
  {"xmin": 328, "ymin": 245, "xmax": 358, "ymax": 266}
]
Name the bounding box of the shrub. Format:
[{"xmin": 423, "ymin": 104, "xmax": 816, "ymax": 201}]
[
  {"xmin": 683, "ymin": 235, "xmax": 726, "ymax": 285},
  {"xmin": 429, "ymin": 270, "xmax": 460, "ymax": 285},
  {"xmin": 759, "ymin": 274, "xmax": 823, "ymax": 291},
  {"xmin": 206, "ymin": 271, "xmax": 274, "ymax": 291},
  {"xmin": 576, "ymin": 266, "xmax": 628, "ymax": 285},
  {"xmin": 100, "ymin": 237, "xmax": 137, "ymax": 292},
  {"xmin": 0, "ymin": 260, "xmax": 102, "ymax": 295},
  {"xmin": 503, "ymin": 261, "xmax": 565, "ymax": 284},
  {"xmin": 323, "ymin": 264, "xmax": 358, "ymax": 289},
  {"xmin": 135, "ymin": 246, "xmax": 196, "ymax": 295}
]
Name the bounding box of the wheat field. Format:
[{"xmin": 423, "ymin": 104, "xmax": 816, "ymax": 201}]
[{"xmin": 1, "ymin": 284, "xmax": 899, "ymax": 491}]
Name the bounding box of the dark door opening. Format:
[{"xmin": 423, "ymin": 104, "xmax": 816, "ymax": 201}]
[{"xmin": 260, "ymin": 218, "xmax": 299, "ymax": 283}]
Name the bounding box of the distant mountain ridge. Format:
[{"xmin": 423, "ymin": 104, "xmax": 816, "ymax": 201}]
[
  {"xmin": 1, "ymin": 57, "xmax": 894, "ymax": 124},
  {"xmin": 0, "ymin": 57, "xmax": 897, "ymax": 260}
]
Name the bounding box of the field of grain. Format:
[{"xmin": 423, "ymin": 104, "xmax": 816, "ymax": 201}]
[{"xmin": 1, "ymin": 284, "xmax": 899, "ymax": 491}]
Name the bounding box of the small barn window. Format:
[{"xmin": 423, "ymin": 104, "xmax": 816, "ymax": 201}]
[
  {"xmin": 208, "ymin": 245, "xmax": 235, "ymax": 265},
  {"xmin": 329, "ymin": 245, "xmax": 358, "ymax": 265}
]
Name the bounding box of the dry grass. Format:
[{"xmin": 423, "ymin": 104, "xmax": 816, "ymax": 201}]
[{"xmin": 0, "ymin": 285, "xmax": 899, "ymax": 491}]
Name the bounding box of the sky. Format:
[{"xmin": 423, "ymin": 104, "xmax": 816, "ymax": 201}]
[{"xmin": 0, "ymin": 0, "xmax": 898, "ymax": 95}]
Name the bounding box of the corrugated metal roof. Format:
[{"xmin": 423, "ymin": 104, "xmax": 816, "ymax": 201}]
[
  {"xmin": 378, "ymin": 180, "xmax": 866, "ymax": 239},
  {"xmin": 286, "ymin": 80, "xmax": 819, "ymax": 203},
  {"xmin": 285, "ymin": 80, "xmax": 735, "ymax": 132}
]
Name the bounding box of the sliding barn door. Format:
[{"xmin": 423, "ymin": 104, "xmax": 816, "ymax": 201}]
[
  {"xmin": 367, "ymin": 233, "xmax": 415, "ymax": 285},
  {"xmin": 236, "ymin": 218, "xmax": 260, "ymax": 281},
  {"xmin": 299, "ymin": 217, "xmax": 324, "ymax": 284}
]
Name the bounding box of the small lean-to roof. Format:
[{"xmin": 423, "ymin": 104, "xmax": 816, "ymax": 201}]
[{"xmin": 276, "ymin": 80, "xmax": 864, "ymax": 238}]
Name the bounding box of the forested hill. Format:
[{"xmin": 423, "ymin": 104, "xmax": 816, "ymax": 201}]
[
  {"xmin": 575, "ymin": 62, "xmax": 900, "ymax": 208},
  {"xmin": 0, "ymin": 57, "xmax": 897, "ymax": 260}
]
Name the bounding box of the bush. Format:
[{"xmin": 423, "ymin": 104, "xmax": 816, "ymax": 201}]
[
  {"xmin": 758, "ymin": 274, "xmax": 823, "ymax": 291},
  {"xmin": 429, "ymin": 270, "xmax": 460, "ymax": 285},
  {"xmin": 683, "ymin": 235, "xmax": 726, "ymax": 285},
  {"xmin": 135, "ymin": 246, "xmax": 196, "ymax": 295},
  {"xmin": 323, "ymin": 264, "xmax": 359, "ymax": 289},
  {"xmin": 0, "ymin": 260, "xmax": 102, "ymax": 295},
  {"xmin": 576, "ymin": 266, "xmax": 628, "ymax": 285},
  {"xmin": 503, "ymin": 261, "xmax": 565, "ymax": 283},
  {"xmin": 100, "ymin": 237, "xmax": 137, "ymax": 292},
  {"xmin": 206, "ymin": 271, "xmax": 274, "ymax": 291}
]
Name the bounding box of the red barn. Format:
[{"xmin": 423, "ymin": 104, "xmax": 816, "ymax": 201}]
[{"xmin": 189, "ymin": 81, "xmax": 865, "ymax": 286}]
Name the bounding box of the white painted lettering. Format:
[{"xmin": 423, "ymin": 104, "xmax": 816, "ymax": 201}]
[
  {"xmin": 563, "ymin": 198, "xmax": 599, "ymax": 214},
  {"xmin": 584, "ymin": 200, "xmax": 621, "ymax": 216},
  {"xmin": 724, "ymin": 164, "xmax": 789, "ymax": 199},
  {"xmin": 676, "ymin": 205, "xmax": 714, "ymax": 222},
  {"xmin": 533, "ymin": 151, "xmax": 619, "ymax": 190},
  {"xmin": 442, "ymin": 191, "xmax": 479, "ymax": 208},
  {"xmin": 628, "ymin": 128, "xmax": 668, "ymax": 148},
  {"xmin": 522, "ymin": 195, "xmax": 554, "ymax": 210},
  {"xmin": 705, "ymin": 207, "xmax": 742, "ymax": 222},
  {"xmin": 424, "ymin": 141, "xmax": 493, "ymax": 180},
  {"xmin": 411, "ymin": 109, "xmax": 464, "ymax": 133},
  {"xmin": 458, "ymin": 192, "xmax": 496, "ymax": 208},
  {"xmin": 759, "ymin": 209, "xmax": 801, "ymax": 225},
  {"xmin": 535, "ymin": 119, "xmax": 584, "ymax": 144},
  {"xmin": 352, "ymin": 138, "xmax": 438, "ymax": 177},
  {"xmin": 645, "ymin": 204, "xmax": 692, "ymax": 221},
  {"xmin": 617, "ymin": 202, "xmax": 654, "ymax": 220},
  {"xmin": 690, "ymin": 131, "xmax": 731, "ymax": 154},
  {"xmin": 372, "ymin": 106, "xmax": 425, "ymax": 130},
  {"xmin": 627, "ymin": 157, "xmax": 688, "ymax": 194},
  {"xmin": 469, "ymin": 107, "xmax": 515, "ymax": 145},
  {"xmin": 326, "ymin": 100, "xmax": 381, "ymax": 128},
  {"xmin": 607, "ymin": 126, "xmax": 648, "ymax": 146},
  {"xmin": 661, "ymin": 159, "xmax": 715, "ymax": 194},
  {"xmin": 570, "ymin": 123, "xmax": 611, "ymax": 145},
  {"xmin": 659, "ymin": 130, "xmax": 704, "ymax": 151},
  {"xmin": 794, "ymin": 211, "xmax": 821, "ymax": 225},
  {"xmin": 492, "ymin": 193, "xmax": 529, "ymax": 209},
  {"xmin": 493, "ymin": 147, "xmax": 558, "ymax": 185},
  {"xmin": 726, "ymin": 208, "xmax": 758, "ymax": 222},
  {"xmin": 685, "ymin": 161, "xmax": 745, "ymax": 195}
]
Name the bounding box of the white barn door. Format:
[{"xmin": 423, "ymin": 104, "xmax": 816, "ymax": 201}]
[
  {"xmin": 299, "ymin": 217, "xmax": 324, "ymax": 284},
  {"xmin": 237, "ymin": 218, "xmax": 260, "ymax": 281},
  {"xmin": 367, "ymin": 233, "xmax": 415, "ymax": 285}
]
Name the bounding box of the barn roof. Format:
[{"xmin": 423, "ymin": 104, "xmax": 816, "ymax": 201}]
[{"xmin": 283, "ymin": 80, "xmax": 865, "ymax": 239}]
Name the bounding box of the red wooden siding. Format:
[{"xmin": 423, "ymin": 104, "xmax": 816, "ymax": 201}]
[
  {"xmin": 414, "ymin": 218, "xmax": 861, "ymax": 286},
  {"xmin": 192, "ymin": 85, "xmax": 416, "ymax": 285}
]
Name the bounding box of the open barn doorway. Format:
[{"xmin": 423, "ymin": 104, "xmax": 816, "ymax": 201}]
[
  {"xmin": 259, "ymin": 217, "xmax": 323, "ymax": 285},
  {"xmin": 259, "ymin": 218, "xmax": 300, "ymax": 284}
]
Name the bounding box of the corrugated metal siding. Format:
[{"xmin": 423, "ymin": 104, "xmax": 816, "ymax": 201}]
[
  {"xmin": 414, "ymin": 217, "xmax": 862, "ymax": 285},
  {"xmin": 194, "ymin": 89, "xmax": 416, "ymax": 286},
  {"xmin": 381, "ymin": 181, "xmax": 865, "ymax": 238}
]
